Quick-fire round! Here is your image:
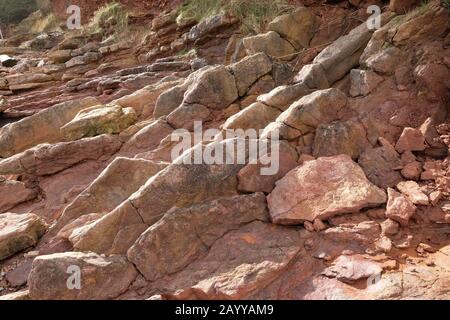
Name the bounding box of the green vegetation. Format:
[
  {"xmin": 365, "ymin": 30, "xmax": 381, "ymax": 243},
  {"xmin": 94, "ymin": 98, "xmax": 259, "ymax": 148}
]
[
  {"xmin": 0, "ymin": 0, "xmax": 38, "ymax": 24},
  {"xmin": 177, "ymin": 0, "xmax": 290, "ymax": 34},
  {"xmin": 87, "ymin": 1, "xmax": 129, "ymax": 40}
]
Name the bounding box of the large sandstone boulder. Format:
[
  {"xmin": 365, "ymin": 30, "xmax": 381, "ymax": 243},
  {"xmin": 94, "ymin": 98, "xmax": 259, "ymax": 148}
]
[
  {"xmin": 61, "ymin": 105, "xmax": 137, "ymax": 141},
  {"xmin": 229, "ymin": 53, "xmax": 272, "ymax": 96},
  {"xmin": 128, "ymin": 193, "xmax": 269, "ymax": 281},
  {"xmin": 0, "ymin": 134, "xmax": 122, "ymax": 176},
  {"xmin": 242, "ymin": 31, "xmax": 296, "ymax": 61},
  {"xmin": 184, "ymin": 65, "xmax": 238, "ymax": 110},
  {"xmin": 268, "ymin": 155, "xmax": 386, "ymax": 224},
  {"xmin": 0, "ymin": 213, "xmax": 47, "ymax": 261},
  {"xmin": 267, "ymin": 7, "xmax": 317, "ymax": 50},
  {"xmin": 28, "ymin": 252, "xmax": 137, "ymax": 300},
  {"xmin": 0, "ymin": 179, "xmax": 37, "ymax": 213},
  {"xmin": 55, "ymin": 157, "xmax": 167, "ymax": 233},
  {"xmin": 0, "ymin": 97, "xmax": 100, "ymax": 158},
  {"xmin": 223, "ymin": 102, "xmax": 281, "ymax": 132}
]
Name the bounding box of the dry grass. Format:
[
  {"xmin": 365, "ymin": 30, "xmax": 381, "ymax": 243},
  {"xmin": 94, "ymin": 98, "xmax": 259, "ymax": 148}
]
[{"xmin": 177, "ymin": 0, "xmax": 291, "ymax": 34}]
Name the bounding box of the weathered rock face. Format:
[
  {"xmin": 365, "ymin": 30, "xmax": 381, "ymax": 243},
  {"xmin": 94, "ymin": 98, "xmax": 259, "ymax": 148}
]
[
  {"xmin": 128, "ymin": 193, "xmax": 269, "ymax": 281},
  {"xmin": 267, "ymin": 7, "xmax": 317, "ymax": 50},
  {"xmin": 237, "ymin": 141, "xmax": 299, "ymax": 193},
  {"xmin": 155, "ymin": 221, "xmax": 301, "ymax": 300},
  {"xmin": 61, "ymin": 105, "xmax": 137, "ymax": 141},
  {"xmin": 0, "ymin": 134, "xmax": 122, "ymax": 176},
  {"xmin": 322, "ymin": 254, "xmax": 382, "ymax": 284},
  {"xmin": 385, "ymin": 188, "xmax": 416, "ymax": 226},
  {"xmin": 0, "ymin": 179, "xmax": 37, "ymax": 213},
  {"xmin": 0, "ymin": 97, "xmax": 100, "ymax": 157},
  {"xmin": 28, "ymin": 252, "xmax": 137, "ymax": 300},
  {"xmin": 0, "ymin": 213, "xmax": 47, "ymax": 261},
  {"xmin": 268, "ymin": 155, "xmax": 386, "ymax": 224}
]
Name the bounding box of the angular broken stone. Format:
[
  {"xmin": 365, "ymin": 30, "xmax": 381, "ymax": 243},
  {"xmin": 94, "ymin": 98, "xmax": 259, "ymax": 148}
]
[
  {"xmin": 267, "ymin": 7, "xmax": 317, "ymax": 50},
  {"xmin": 358, "ymin": 144, "xmax": 403, "ymax": 188},
  {"xmin": 28, "ymin": 252, "xmax": 137, "ymax": 300},
  {"xmin": 0, "ymin": 213, "xmax": 47, "ymax": 261},
  {"xmin": 313, "ymin": 118, "xmax": 373, "ymax": 160},
  {"xmin": 268, "ymin": 154, "xmax": 386, "ymax": 224}
]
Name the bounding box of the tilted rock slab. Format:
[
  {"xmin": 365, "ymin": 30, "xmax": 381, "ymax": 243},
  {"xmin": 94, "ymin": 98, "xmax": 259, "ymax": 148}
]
[
  {"xmin": 0, "ymin": 134, "xmax": 122, "ymax": 176},
  {"xmin": 261, "ymin": 88, "xmax": 348, "ymax": 140},
  {"xmin": 28, "ymin": 252, "xmax": 137, "ymax": 300},
  {"xmin": 128, "ymin": 193, "xmax": 270, "ymax": 281},
  {"xmin": 0, "ymin": 213, "xmax": 47, "ymax": 261},
  {"xmin": 268, "ymin": 154, "xmax": 386, "ymax": 224},
  {"xmin": 0, "ymin": 97, "xmax": 100, "ymax": 157}
]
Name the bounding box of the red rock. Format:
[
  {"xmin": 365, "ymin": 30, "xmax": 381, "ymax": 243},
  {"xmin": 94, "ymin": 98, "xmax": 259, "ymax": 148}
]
[
  {"xmin": 268, "ymin": 155, "xmax": 386, "ymax": 224},
  {"xmin": 322, "ymin": 254, "xmax": 382, "ymax": 284},
  {"xmin": 385, "ymin": 188, "xmax": 416, "ymax": 226}
]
